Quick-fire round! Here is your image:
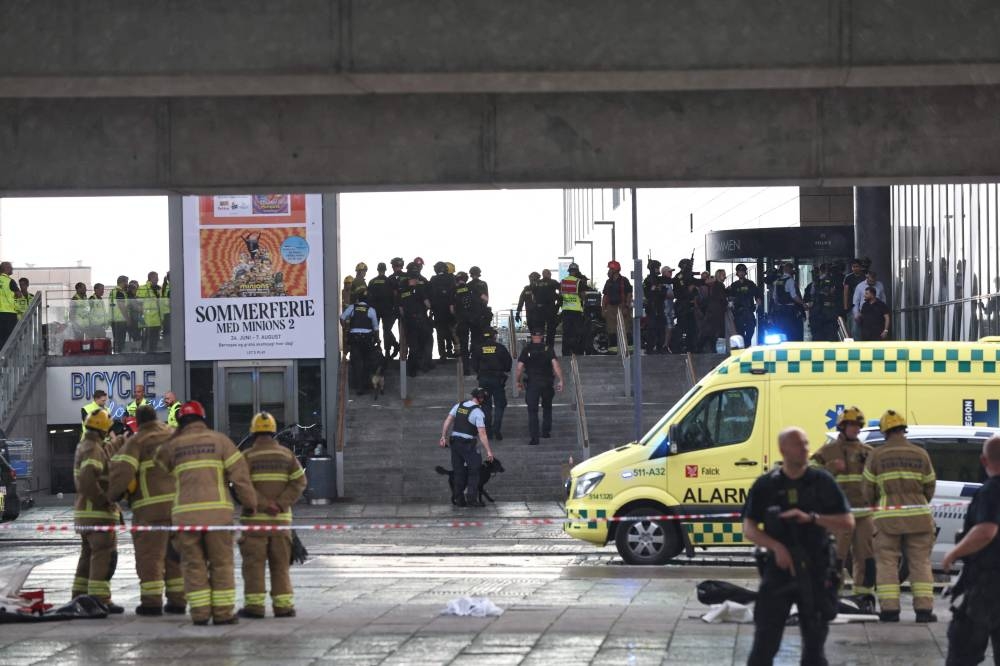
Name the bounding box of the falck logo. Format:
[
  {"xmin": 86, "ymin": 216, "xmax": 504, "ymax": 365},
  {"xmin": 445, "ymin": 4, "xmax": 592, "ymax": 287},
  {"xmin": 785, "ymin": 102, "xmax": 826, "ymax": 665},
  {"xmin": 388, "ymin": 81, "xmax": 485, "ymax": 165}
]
[{"xmin": 685, "ymin": 465, "xmax": 699, "ymax": 478}]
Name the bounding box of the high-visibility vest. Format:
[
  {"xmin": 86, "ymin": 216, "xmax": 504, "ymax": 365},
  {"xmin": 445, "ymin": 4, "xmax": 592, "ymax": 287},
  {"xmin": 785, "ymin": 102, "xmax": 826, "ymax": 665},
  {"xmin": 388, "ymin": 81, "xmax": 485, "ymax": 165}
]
[
  {"xmin": 81, "ymin": 401, "xmax": 108, "ymax": 428},
  {"xmin": 109, "ymin": 287, "xmax": 128, "ymax": 324},
  {"xmin": 13, "ymin": 293, "xmax": 27, "ymax": 319},
  {"xmin": 135, "ymin": 282, "xmax": 161, "ymax": 327},
  {"xmin": 88, "ymin": 295, "xmax": 109, "ymax": 329},
  {"xmin": 167, "ymin": 401, "xmax": 181, "ymax": 428},
  {"xmin": 0, "ymin": 275, "xmax": 19, "ymax": 315},
  {"xmin": 560, "ymin": 275, "xmax": 583, "ymax": 313},
  {"xmin": 69, "ymin": 293, "xmax": 89, "ymax": 327},
  {"xmin": 160, "ymin": 281, "xmax": 171, "ymax": 316}
]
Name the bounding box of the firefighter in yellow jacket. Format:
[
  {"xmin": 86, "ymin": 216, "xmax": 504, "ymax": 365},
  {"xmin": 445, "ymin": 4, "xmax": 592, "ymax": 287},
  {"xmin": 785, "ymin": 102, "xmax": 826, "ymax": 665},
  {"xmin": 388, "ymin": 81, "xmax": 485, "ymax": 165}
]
[
  {"xmin": 862, "ymin": 409, "xmax": 937, "ymax": 623},
  {"xmin": 107, "ymin": 405, "xmax": 186, "ymax": 616},
  {"xmin": 155, "ymin": 401, "xmax": 256, "ymax": 625},
  {"xmin": 73, "ymin": 409, "xmax": 124, "ymax": 613},
  {"xmin": 810, "ymin": 406, "xmax": 876, "ymax": 609},
  {"xmin": 238, "ymin": 412, "xmax": 307, "ymax": 619}
]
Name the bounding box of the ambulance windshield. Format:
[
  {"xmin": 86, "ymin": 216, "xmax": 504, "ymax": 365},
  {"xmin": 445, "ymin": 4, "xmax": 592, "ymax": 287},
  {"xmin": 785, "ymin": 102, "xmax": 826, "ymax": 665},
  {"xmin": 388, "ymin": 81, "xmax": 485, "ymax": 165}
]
[{"xmin": 640, "ymin": 384, "xmax": 702, "ymax": 447}]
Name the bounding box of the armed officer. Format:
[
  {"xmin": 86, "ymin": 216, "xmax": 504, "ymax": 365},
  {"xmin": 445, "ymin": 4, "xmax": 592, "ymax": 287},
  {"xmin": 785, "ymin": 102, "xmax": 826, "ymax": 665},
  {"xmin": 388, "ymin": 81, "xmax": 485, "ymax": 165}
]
[
  {"xmin": 367, "ymin": 263, "xmax": 397, "ymax": 359},
  {"xmin": 438, "ymin": 388, "xmax": 495, "ymax": 507},
  {"xmin": 515, "ymin": 272, "xmax": 540, "ymax": 331},
  {"xmin": 559, "ymin": 263, "xmax": 587, "ymax": 356},
  {"xmin": 728, "ymin": 263, "xmax": 761, "ymax": 347},
  {"xmin": 862, "ymin": 410, "xmax": 937, "ymax": 622},
  {"xmin": 671, "ymin": 258, "xmax": 701, "ymax": 352},
  {"xmin": 399, "ymin": 263, "xmax": 433, "ymax": 378},
  {"xmin": 943, "ymin": 435, "xmax": 1000, "ymax": 665},
  {"xmin": 770, "ymin": 262, "xmax": 805, "ymax": 342},
  {"xmin": 382, "ymin": 257, "xmax": 407, "ymax": 358},
  {"xmin": 429, "ymin": 261, "xmax": 457, "ymax": 360},
  {"xmin": 515, "ymin": 328, "xmax": 564, "ymax": 446},
  {"xmin": 642, "ymin": 259, "xmax": 668, "ymax": 354},
  {"xmin": 472, "ymin": 328, "xmax": 513, "ymax": 440},
  {"xmin": 743, "ymin": 427, "xmax": 854, "ymax": 666},
  {"xmin": 452, "ymin": 271, "xmax": 477, "ymax": 375},
  {"xmin": 340, "ymin": 288, "xmax": 380, "ymax": 395},
  {"xmin": 806, "ymin": 264, "xmax": 840, "ymax": 342},
  {"xmin": 533, "ymin": 269, "xmax": 561, "ymax": 348},
  {"xmin": 810, "ymin": 407, "xmax": 876, "ymax": 610}
]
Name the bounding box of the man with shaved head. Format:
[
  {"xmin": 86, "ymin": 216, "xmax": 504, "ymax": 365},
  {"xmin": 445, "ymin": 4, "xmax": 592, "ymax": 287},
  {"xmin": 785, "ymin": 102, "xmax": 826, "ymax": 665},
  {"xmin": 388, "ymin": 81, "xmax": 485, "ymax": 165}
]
[
  {"xmin": 943, "ymin": 435, "xmax": 1000, "ymax": 665},
  {"xmin": 743, "ymin": 427, "xmax": 855, "ymax": 666}
]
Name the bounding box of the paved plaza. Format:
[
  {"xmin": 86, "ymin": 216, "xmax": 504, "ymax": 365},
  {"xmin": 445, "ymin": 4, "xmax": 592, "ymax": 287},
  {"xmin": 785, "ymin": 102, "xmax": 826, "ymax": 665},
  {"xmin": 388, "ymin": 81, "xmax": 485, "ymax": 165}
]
[{"xmin": 1, "ymin": 501, "xmax": 960, "ymax": 665}]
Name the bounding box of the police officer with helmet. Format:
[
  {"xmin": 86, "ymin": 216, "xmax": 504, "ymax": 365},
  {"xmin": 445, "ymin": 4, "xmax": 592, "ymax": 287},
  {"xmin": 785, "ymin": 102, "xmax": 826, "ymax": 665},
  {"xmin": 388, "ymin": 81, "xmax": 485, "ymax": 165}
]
[
  {"xmin": 728, "ymin": 263, "xmax": 761, "ymax": 347},
  {"xmin": 943, "ymin": 435, "xmax": 1000, "ymax": 665},
  {"xmin": 862, "ymin": 409, "xmax": 937, "ymax": 622},
  {"xmin": 743, "ymin": 427, "xmax": 854, "ymax": 665},
  {"xmin": 532, "ymin": 269, "xmax": 561, "ymax": 348},
  {"xmin": 810, "ymin": 407, "xmax": 876, "ymax": 611},
  {"xmin": 429, "ymin": 261, "xmax": 457, "ymax": 360},
  {"xmin": 399, "ymin": 262, "xmax": 434, "ymax": 377},
  {"xmin": 367, "ymin": 263, "xmax": 397, "ymax": 358},
  {"xmin": 515, "ymin": 272, "xmax": 540, "ymax": 331},
  {"xmin": 452, "ymin": 271, "xmax": 477, "ymax": 374},
  {"xmin": 340, "ymin": 288, "xmax": 380, "ymax": 395},
  {"xmin": 642, "ymin": 259, "xmax": 668, "ymax": 354},
  {"xmin": 560, "ymin": 263, "xmax": 587, "ymax": 356},
  {"xmin": 516, "ymin": 328, "xmax": 565, "ymax": 445},
  {"xmin": 438, "ymin": 388, "xmax": 495, "ymax": 507},
  {"xmin": 472, "ymin": 328, "xmax": 513, "ymax": 440},
  {"xmin": 671, "ymin": 258, "xmax": 701, "ymax": 352},
  {"xmin": 770, "ymin": 262, "xmax": 805, "ymax": 342}
]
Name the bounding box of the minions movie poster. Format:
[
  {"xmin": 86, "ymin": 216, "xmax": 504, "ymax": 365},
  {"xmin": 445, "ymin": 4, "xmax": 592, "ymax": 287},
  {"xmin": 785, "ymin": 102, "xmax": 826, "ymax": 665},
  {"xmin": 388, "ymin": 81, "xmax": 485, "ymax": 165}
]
[{"xmin": 182, "ymin": 195, "xmax": 325, "ymax": 360}]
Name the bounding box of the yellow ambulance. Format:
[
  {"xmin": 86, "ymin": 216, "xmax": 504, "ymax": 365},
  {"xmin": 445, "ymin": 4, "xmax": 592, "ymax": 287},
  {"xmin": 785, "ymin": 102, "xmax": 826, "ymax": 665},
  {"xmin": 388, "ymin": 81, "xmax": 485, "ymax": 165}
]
[{"xmin": 564, "ymin": 339, "xmax": 1000, "ymax": 564}]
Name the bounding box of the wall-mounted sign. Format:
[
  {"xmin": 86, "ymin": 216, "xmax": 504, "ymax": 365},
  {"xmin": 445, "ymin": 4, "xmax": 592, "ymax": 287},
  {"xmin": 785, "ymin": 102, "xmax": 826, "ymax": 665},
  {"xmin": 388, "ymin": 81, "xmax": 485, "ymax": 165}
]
[
  {"xmin": 46, "ymin": 365, "xmax": 170, "ymax": 423},
  {"xmin": 182, "ymin": 194, "xmax": 325, "ymax": 360},
  {"xmin": 705, "ymin": 226, "xmax": 855, "ymax": 262}
]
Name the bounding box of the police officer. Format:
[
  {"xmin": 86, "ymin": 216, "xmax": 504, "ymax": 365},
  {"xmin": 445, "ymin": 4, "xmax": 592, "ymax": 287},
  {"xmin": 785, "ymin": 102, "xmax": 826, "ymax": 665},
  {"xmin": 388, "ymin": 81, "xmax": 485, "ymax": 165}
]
[
  {"xmin": 642, "ymin": 259, "xmax": 667, "ymax": 354},
  {"xmin": 81, "ymin": 390, "xmax": 110, "ymax": 430},
  {"xmin": 73, "ymin": 409, "xmax": 124, "ymax": 612},
  {"xmin": 383, "ymin": 257, "xmax": 407, "ymax": 358},
  {"xmin": 155, "ymin": 401, "xmax": 256, "ymax": 625},
  {"xmin": 532, "ymin": 269, "xmax": 561, "ymax": 348},
  {"xmin": 743, "ymin": 427, "xmax": 854, "ymax": 666},
  {"xmin": 429, "ymin": 261, "xmax": 457, "ymax": 360},
  {"xmin": 468, "ymin": 266, "xmax": 489, "ymax": 305},
  {"xmin": 806, "ymin": 264, "xmax": 840, "ymax": 342},
  {"xmin": 352, "ymin": 262, "xmax": 369, "ymax": 296},
  {"xmin": 728, "ymin": 264, "xmax": 761, "ymax": 347},
  {"xmin": 862, "ymin": 410, "xmax": 937, "ymax": 622},
  {"xmin": 340, "ymin": 287, "xmax": 380, "ymax": 394},
  {"xmin": 515, "ymin": 272, "xmax": 540, "ymax": 331},
  {"xmin": 238, "ymin": 411, "xmax": 307, "ymax": 619},
  {"xmin": 438, "ymin": 388, "xmax": 495, "ymax": 507},
  {"xmin": 452, "ymin": 271, "xmax": 478, "ymax": 374},
  {"xmin": 515, "ymin": 328, "xmax": 565, "ymax": 446},
  {"xmin": 472, "ymin": 328, "xmax": 513, "ymax": 441},
  {"xmin": 582, "ymin": 283, "xmax": 603, "ymax": 355},
  {"xmin": 810, "ymin": 407, "xmax": 876, "ymax": 611},
  {"xmin": 771, "ymin": 262, "xmax": 805, "ymax": 342},
  {"xmin": 399, "ymin": 263, "xmax": 433, "ymax": 377},
  {"xmin": 368, "ymin": 262, "xmax": 397, "ymax": 358},
  {"xmin": 671, "ymin": 258, "xmax": 701, "ymax": 352},
  {"xmin": 943, "ymin": 435, "xmax": 1000, "ymax": 665},
  {"xmin": 560, "ymin": 263, "xmax": 587, "ymax": 357},
  {"xmin": 107, "ymin": 405, "xmax": 185, "ymax": 616},
  {"xmin": 164, "ymin": 391, "xmax": 181, "ymax": 429}
]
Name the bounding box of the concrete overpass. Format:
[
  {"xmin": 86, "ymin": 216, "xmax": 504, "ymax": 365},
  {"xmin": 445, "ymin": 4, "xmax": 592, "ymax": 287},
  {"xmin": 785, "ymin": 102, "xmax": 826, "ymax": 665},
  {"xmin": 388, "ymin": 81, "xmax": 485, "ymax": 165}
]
[{"xmin": 2, "ymin": 0, "xmax": 1000, "ymax": 192}]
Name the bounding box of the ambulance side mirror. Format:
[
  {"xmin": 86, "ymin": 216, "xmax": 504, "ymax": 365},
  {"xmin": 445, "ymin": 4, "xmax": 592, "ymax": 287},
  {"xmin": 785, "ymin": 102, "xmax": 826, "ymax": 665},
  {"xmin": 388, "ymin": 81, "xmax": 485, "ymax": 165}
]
[{"xmin": 668, "ymin": 424, "xmax": 679, "ymax": 454}]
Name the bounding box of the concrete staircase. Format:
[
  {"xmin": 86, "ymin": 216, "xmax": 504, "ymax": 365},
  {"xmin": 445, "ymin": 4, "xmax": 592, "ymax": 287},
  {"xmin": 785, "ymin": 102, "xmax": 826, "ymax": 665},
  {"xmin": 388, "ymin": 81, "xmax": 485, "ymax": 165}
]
[{"xmin": 340, "ymin": 351, "xmax": 726, "ymax": 502}]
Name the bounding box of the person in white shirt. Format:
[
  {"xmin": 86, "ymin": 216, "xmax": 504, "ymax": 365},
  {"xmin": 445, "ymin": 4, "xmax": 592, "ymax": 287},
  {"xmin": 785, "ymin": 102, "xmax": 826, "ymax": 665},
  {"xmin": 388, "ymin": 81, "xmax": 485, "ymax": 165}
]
[{"xmin": 852, "ymin": 270, "xmax": 886, "ymax": 326}]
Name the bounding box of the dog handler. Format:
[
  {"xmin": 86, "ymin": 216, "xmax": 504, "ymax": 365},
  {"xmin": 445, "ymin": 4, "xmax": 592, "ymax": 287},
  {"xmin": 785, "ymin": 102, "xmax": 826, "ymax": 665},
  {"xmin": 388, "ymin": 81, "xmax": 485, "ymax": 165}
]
[{"xmin": 439, "ymin": 388, "xmax": 495, "ymax": 507}]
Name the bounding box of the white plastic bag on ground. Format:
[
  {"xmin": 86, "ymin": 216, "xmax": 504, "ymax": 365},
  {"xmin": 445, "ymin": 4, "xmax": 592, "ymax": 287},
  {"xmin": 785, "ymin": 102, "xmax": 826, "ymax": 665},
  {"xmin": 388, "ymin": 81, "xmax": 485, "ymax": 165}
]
[
  {"xmin": 701, "ymin": 600, "xmax": 753, "ymax": 623},
  {"xmin": 441, "ymin": 596, "xmax": 504, "ymax": 617}
]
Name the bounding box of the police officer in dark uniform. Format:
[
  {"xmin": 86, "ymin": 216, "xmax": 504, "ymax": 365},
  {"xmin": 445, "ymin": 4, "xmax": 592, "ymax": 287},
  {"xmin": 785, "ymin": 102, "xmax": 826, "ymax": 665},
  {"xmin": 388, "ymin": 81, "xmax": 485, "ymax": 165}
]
[
  {"xmin": 429, "ymin": 261, "xmax": 457, "ymax": 360},
  {"xmin": 515, "ymin": 272, "xmax": 540, "ymax": 331},
  {"xmin": 399, "ymin": 262, "xmax": 433, "ymax": 377},
  {"xmin": 728, "ymin": 263, "xmax": 762, "ymax": 347},
  {"xmin": 339, "ymin": 288, "xmax": 380, "ymax": 394},
  {"xmin": 743, "ymin": 427, "xmax": 855, "ymax": 666},
  {"xmin": 438, "ymin": 388, "xmax": 495, "ymax": 507},
  {"xmin": 472, "ymin": 328, "xmax": 513, "ymax": 440},
  {"xmin": 532, "ymin": 269, "xmax": 561, "ymax": 348},
  {"xmin": 943, "ymin": 435, "xmax": 1000, "ymax": 665},
  {"xmin": 671, "ymin": 258, "xmax": 701, "ymax": 352},
  {"xmin": 642, "ymin": 259, "xmax": 668, "ymax": 354},
  {"xmin": 452, "ymin": 271, "xmax": 478, "ymax": 375},
  {"xmin": 806, "ymin": 264, "xmax": 840, "ymax": 342},
  {"xmin": 367, "ymin": 263, "xmax": 397, "ymax": 359},
  {"xmin": 467, "ymin": 266, "xmax": 490, "ymax": 357},
  {"xmin": 515, "ymin": 329, "xmax": 565, "ymax": 446},
  {"xmin": 382, "ymin": 257, "xmax": 406, "ymax": 358},
  {"xmin": 582, "ymin": 284, "xmax": 602, "ymax": 355},
  {"xmin": 771, "ymin": 262, "xmax": 805, "ymax": 342}
]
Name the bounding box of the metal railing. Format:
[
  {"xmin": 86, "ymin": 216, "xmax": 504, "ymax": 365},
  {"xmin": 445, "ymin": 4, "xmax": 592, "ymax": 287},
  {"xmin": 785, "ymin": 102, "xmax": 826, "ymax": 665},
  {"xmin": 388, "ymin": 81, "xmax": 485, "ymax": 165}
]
[
  {"xmin": 44, "ymin": 289, "xmax": 169, "ymax": 355},
  {"xmin": 569, "ymin": 355, "xmax": 591, "ymax": 460},
  {"xmin": 334, "ymin": 327, "xmax": 349, "ymax": 498},
  {"xmin": 398, "ymin": 322, "xmax": 408, "ymax": 400},
  {"xmin": 615, "ymin": 307, "xmax": 632, "ymax": 397},
  {"xmin": 0, "ymin": 294, "xmax": 45, "ymax": 433},
  {"xmin": 837, "ymin": 316, "xmax": 851, "ymax": 341},
  {"xmin": 506, "ymin": 311, "xmax": 520, "ymax": 398}
]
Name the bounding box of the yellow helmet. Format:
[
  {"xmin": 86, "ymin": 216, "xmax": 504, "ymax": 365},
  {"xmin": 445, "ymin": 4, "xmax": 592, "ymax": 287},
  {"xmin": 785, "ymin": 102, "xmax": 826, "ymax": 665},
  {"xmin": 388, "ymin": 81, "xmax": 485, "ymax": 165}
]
[
  {"xmin": 879, "ymin": 409, "xmax": 907, "ymax": 433},
  {"xmin": 836, "ymin": 406, "xmax": 866, "ymax": 429},
  {"xmin": 343, "ymin": 275, "xmax": 354, "ymax": 285},
  {"xmin": 84, "ymin": 409, "xmax": 112, "ymax": 433},
  {"xmin": 355, "ymin": 262, "xmax": 368, "ymax": 271},
  {"xmin": 250, "ymin": 411, "xmax": 278, "ymax": 434},
  {"xmin": 446, "ymin": 262, "xmax": 455, "ymax": 274}
]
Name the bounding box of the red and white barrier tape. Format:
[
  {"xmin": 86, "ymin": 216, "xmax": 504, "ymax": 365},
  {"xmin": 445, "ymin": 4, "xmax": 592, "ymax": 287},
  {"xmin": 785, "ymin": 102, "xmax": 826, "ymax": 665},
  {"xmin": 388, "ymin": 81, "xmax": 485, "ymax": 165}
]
[{"xmin": 0, "ymin": 501, "xmax": 969, "ymax": 533}]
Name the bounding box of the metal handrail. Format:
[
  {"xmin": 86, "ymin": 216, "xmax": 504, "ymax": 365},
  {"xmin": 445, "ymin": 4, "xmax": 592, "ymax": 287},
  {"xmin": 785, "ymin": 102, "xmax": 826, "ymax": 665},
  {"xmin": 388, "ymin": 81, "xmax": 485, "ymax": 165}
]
[
  {"xmin": 334, "ymin": 332, "xmax": 349, "ymax": 498},
  {"xmin": 836, "ymin": 316, "xmax": 851, "ymax": 341},
  {"xmin": 398, "ymin": 318, "xmax": 408, "ymax": 400},
  {"xmin": 569, "ymin": 355, "xmax": 591, "ymax": 460},
  {"xmin": 0, "ymin": 293, "xmax": 45, "ymax": 433},
  {"xmin": 615, "ymin": 307, "xmax": 632, "ymax": 397},
  {"xmin": 507, "ymin": 311, "xmax": 520, "ymax": 398}
]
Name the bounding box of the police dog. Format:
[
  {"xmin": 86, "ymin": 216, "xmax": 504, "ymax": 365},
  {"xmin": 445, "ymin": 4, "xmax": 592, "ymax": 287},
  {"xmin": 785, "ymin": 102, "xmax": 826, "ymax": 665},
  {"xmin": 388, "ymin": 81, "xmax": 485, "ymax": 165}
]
[
  {"xmin": 369, "ymin": 348, "xmax": 386, "ymax": 400},
  {"xmin": 435, "ymin": 457, "xmax": 505, "ymax": 504}
]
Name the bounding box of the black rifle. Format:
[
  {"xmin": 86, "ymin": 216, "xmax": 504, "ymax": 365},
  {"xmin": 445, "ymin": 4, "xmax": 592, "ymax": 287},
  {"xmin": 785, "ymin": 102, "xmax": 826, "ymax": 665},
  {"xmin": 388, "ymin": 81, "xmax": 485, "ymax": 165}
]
[{"xmin": 762, "ymin": 506, "xmax": 839, "ymax": 623}]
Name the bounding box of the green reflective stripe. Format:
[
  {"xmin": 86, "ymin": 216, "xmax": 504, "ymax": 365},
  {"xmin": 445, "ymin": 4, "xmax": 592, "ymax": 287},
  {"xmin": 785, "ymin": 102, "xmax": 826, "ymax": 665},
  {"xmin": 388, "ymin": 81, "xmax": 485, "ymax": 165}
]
[
  {"xmin": 288, "ymin": 468, "xmax": 305, "ymax": 480},
  {"xmin": 73, "ymin": 576, "xmax": 89, "ymax": 590},
  {"xmin": 131, "ymin": 493, "xmax": 175, "ymax": 509},
  {"xmin": 877, "ymin": 584, "xmax": 900, "ymax": 600},
  {"xmin": 853, "ymin": 509, "xmax": 873, "ymax": 518},
  {"xmin": 175, "ymin": 459, "xmax": 223, "ymax": 475},
  {"xmin": 242, "ymin": 512, "xmax": 292, "ymax": 524},
  {"xmin": 874, "ymin": 471, "xmax": 928, "ymax": 483},
  {"xmin": 166, "ymin": 578, "xmax": 185, "ymax": 592},
  {"xmin": 873, "ymin": 506, "xmax": 932, "ymax": 519},
  {"xmin": 80, "ymin": 458, "xmax": 105, "ymax": 471},
  {"xmin": 862, "ymin": 468, "xmax": 877, "ymax": 482},
  {"xmin": 88, "ymin": 580, "xmax": 111, "ymax": 595},
  {"xmin": 250, "ymin": 473, "xmax": 291, "ymax": 482},
  {"xmin": 187, "ymin": 590, "xmax": 212, "ymax": 608},
  {"xmin": 111, "ymin": 453, "xmax": 140, "ymax": 470},
  {"xmin": 911, "ymin": 582, "xmax": 935, "ymax": 595},
  {"xmin": 835, "ymin": 474, "xmax": 864, "ymax": 483},
  {"xmin": 211, "ymin": 589, "xmax": 236, "ymax": 605},
  {"xmin": 74, "ymin": 510, "xmax": 118, "ymax": 520},
  {"xmin": 922, "ymin": 473, "xmax": 936, "ymax": 483},
  {"xmin": 140, "ymin": 581, "xmax": 165, "ymax": 593},
  {"xmin": 223, "ymin": 451, "xmax": 243, "ymax": 469},
  {"xmin": 272, "ymin": 594, "xmax": 294, "ymax": 609},
  {"xmin": 244, "ymin": 593, "xmax": 267, "ymax": 606},
  {"xmin": 172, "ymin": 500, "xmax": 233, "ymax": 515},
  {"xmin": 853, "ymin": 586, "xmax": 874, "ymax": 595}
]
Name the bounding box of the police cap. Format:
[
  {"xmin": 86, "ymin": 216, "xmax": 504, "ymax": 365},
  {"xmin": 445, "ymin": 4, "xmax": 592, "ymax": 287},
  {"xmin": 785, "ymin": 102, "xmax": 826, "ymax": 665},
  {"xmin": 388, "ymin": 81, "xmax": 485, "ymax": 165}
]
[
  {"xmin": 471, "ymin": 387, "xmax": 489, "ymax": 401},
  {"xmin": 456, "ymin": 271, "xmax": 468, "ymax": 281},
  {"xmin": 434, "ymin": 261, "xmax": 447, "ymax": 274},
  {"xmin": 568, "ymin": 262, "xmax": 579, "ymax": 273}
]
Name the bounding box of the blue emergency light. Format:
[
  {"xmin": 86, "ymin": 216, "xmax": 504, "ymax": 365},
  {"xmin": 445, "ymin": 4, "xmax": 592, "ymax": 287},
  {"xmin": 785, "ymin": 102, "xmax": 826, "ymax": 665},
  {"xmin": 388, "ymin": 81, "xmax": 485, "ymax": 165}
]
[{"xmin": 762, "ymin": 332, "xmax": 787, "ymax": 345}]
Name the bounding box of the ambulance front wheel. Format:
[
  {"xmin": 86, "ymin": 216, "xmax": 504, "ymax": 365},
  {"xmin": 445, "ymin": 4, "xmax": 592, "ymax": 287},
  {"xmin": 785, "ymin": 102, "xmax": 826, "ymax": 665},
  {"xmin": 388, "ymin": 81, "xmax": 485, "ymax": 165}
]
[{"xmin": 614, "ymin": 507, "xmax": 682, "ymax": 565}]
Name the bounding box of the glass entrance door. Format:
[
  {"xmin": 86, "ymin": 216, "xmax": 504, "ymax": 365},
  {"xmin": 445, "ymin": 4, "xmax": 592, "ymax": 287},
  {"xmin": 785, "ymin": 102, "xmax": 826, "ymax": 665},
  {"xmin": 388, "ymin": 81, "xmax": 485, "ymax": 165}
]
[{"xmin": 220, "ymin": 363, "xmax": 294, "ymax": 441}]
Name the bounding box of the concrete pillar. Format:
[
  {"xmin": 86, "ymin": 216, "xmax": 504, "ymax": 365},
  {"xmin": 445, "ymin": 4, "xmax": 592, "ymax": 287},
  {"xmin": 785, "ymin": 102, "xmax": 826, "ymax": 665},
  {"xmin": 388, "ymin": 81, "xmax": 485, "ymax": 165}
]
[
  {"xmin": 168, "ymin": 196, "xmax": 186, "ymax": 400},
  {"xmin": 799, "ymin": 187, "xmax": 853, "ymax": 227},
  {"xmin": 854, "ymin": 186, "xmax": 892, "ymax": 306},
  {"xmin": 321, "ymin": 194, "xmax": 342, "ymax": 495}
]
